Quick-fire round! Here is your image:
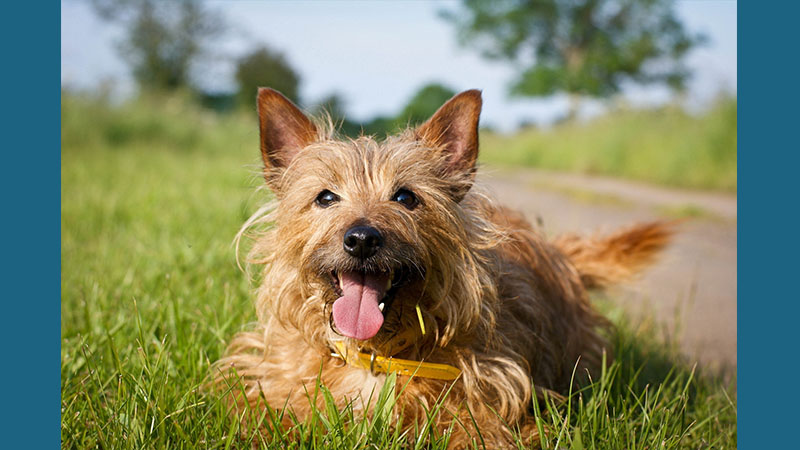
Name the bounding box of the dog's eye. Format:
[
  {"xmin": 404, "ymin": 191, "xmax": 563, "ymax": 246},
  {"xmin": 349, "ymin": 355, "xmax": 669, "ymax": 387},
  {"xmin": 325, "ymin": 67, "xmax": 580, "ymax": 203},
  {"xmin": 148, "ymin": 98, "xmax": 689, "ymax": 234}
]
[
  {"xmin": 315, "ymin": 190, "xmax": 340, "ymax": 208},
  {"xmin": 391, "ymin": 188, "xmax": 419, "ymax": 210}
]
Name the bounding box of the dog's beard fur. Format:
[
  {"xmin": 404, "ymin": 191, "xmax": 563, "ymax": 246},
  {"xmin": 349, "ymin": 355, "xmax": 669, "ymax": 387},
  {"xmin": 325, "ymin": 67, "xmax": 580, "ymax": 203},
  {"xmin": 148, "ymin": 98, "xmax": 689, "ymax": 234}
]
[{"xmin": 215, "ymin": 89, "xmax": 671, "ymax": 448}]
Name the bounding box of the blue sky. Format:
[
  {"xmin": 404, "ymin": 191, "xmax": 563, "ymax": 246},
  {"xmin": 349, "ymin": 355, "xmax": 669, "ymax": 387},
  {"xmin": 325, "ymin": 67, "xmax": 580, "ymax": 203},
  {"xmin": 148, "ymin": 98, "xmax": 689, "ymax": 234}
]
[{"xmin": 61, "ymin": 0, "xmax": 737, "ymax": 131}]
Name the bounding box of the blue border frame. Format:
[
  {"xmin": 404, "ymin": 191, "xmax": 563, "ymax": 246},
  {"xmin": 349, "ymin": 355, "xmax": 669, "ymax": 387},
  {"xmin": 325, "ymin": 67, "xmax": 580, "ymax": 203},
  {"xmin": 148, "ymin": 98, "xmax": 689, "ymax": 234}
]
[
  {"xmin": 738, "ymin": 1, "xmax": 799, "ymax": 448},
  {"xmin": 2, "ymin": 1, "xmax": 60, "ymax": 446},
  {"xmin": 12, "ymin": 0, "xmax": 799, "ymax": 447}
]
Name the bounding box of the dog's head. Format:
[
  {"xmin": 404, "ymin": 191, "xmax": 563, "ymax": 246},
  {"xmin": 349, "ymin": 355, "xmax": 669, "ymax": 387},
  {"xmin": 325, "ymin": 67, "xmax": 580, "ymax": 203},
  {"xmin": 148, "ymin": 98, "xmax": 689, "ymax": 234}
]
[{"xmin": 252, "ymin": 88, "xmax": 499, "ymax": 353}]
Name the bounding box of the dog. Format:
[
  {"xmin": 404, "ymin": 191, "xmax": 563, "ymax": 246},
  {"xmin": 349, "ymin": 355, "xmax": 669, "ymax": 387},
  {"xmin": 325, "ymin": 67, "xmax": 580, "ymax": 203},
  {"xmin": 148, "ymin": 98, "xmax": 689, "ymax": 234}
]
[{"xmin": 215, "ymin": 88, "xmax": 670, "ymax": 448}]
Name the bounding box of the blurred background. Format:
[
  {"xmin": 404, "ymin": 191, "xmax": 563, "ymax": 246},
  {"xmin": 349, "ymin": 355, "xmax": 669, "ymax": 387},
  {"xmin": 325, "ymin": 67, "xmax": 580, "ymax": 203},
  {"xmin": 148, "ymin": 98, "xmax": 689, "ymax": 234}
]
[
  {"xmin": 61, "ymin": 0, "xmax": 737, "ymax": 369},
  {"xmin": 62, "ymin": 0, "xmax": 736, "ymax": 133}
]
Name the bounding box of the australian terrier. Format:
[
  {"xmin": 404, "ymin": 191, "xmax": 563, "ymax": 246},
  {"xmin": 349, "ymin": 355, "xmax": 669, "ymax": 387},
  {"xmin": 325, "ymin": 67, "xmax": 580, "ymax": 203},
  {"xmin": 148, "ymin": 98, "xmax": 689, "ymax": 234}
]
[{"xmin": 216, "ymin": 88, "xmax": 670, "ymax": 448}]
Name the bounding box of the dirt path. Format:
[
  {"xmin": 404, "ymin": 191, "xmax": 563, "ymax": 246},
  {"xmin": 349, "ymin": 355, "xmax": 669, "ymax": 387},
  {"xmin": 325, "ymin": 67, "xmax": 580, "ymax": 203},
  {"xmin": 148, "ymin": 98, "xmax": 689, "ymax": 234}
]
[{"xmin": 479, "ymin": 168, "xmax": 737, "ymax": 369}]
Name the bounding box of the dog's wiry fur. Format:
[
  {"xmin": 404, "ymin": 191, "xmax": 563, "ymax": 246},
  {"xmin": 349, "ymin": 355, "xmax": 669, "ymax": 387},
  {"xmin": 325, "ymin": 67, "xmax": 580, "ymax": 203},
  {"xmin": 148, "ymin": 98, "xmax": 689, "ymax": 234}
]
[{"xmin": 215, "ymin": 88, "xmax": 671, "ymax": 448}]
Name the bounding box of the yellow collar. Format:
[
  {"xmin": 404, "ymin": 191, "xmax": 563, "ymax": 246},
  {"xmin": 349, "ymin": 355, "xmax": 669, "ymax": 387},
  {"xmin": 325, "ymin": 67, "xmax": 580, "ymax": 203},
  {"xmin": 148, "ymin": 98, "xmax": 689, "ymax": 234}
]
[{"xmin": 332, "ymin": 341, "xmax": 462, "ymax": 381}]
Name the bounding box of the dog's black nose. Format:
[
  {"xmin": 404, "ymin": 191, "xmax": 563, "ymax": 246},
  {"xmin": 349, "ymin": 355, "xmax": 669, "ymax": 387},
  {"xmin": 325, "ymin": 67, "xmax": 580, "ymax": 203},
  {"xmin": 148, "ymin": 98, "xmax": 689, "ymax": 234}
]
[{"xmin": 343, "ymin": 226, "xmax": 383, "ymax": 259}]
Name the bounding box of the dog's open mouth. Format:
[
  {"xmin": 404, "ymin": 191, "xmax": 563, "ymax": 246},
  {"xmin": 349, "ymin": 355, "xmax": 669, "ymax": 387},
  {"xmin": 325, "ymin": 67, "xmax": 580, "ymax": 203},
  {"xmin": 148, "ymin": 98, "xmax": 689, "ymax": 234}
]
[{"xmin": 329, "ymin": 269, "xmax": 405, "ymax": 340}]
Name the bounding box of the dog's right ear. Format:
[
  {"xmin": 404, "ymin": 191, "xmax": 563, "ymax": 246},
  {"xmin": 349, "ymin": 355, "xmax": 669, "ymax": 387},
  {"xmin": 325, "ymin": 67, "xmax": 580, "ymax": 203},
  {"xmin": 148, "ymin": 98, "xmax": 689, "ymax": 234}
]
[
  {"xmin": 257, "ymin": 88, "xmax": 317, "ymax": 183},
  {"xmin": 416, "ymin": 89, "xmax": 482, "ymax": 201}
]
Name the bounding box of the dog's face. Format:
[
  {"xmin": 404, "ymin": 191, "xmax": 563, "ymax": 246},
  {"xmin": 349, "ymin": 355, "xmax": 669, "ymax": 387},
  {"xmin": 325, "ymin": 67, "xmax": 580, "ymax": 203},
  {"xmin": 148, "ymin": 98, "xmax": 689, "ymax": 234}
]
[{"xmin": 256, "ymin": 88, "xmax": 483, "ymax": 351}]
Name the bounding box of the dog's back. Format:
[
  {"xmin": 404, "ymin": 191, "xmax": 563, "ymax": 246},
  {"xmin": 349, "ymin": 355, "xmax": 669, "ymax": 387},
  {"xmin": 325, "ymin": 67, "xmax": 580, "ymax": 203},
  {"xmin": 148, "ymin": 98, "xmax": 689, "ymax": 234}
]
[{"xmin": 479, "ymin": 202, "xmax": 672, "ymax": 392}]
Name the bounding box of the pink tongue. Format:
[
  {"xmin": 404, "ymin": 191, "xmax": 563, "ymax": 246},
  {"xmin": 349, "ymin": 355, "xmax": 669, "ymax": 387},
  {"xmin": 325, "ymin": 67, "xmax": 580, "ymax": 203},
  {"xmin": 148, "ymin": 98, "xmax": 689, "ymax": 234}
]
[{"xmin": 332, "ymin": 271, "xmax": 389, "ymax": 340}]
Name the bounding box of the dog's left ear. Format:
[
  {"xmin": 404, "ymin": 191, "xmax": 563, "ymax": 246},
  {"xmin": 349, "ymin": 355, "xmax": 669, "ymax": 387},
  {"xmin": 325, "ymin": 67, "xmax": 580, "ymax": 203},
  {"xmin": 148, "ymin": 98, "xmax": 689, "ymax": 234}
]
[{"xmin": 416, "ymin": 89, "xmax": 482, "ymax": 199}]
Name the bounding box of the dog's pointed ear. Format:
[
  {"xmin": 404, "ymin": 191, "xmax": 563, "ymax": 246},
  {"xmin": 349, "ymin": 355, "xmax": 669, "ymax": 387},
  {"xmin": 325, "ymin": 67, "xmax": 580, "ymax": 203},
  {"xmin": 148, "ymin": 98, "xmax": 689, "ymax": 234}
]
[
  {"xmin": 257, "ymin": 88, "xmax": 317, "ymax": 179},
  {"xmin": 416, "ymin": 89, "xmax": 482, "ymax": 198}
]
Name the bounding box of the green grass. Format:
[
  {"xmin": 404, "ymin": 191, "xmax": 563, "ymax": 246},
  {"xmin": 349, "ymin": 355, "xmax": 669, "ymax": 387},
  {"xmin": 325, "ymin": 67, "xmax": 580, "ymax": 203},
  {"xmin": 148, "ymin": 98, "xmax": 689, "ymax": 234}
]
[
  {"xmin": 61, "ymin": 93, "xmax": 736, "ymax": 448},
  {"xmin": 479, "ymin": 97, "xmax": 737, "ymax": 192}
]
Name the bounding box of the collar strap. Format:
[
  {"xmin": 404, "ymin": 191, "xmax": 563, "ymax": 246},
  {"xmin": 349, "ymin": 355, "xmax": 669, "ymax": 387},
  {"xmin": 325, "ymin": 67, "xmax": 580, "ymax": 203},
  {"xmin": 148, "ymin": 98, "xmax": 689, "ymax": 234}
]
[{"xmin": 332, "ymin": 341, "xmax": 462, "ymax": 381}]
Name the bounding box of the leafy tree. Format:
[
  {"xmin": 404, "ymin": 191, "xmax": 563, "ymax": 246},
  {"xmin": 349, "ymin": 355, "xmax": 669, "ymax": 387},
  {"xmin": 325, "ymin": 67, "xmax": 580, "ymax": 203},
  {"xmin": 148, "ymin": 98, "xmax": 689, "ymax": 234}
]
[
  {"xmin": 311, "ymin": 83, "xmax": 459, "ymax": 139},
  {"xmin": 443, "ymin": 0, "xmax": 704, "ymax": 118},
  {"xmin": 235, "ymin": 46, "xmax": 302, "ymax": 107},
  {"xmin": 312, "ymin": 93, "xmax": 361, "ymax": 137},
  {"xmin": 397, "ymin": 83, "xmax": 458, "ymax": 125},
  {"xmin": 91, "ymin": 0, "xmax": 225, "ymax": 91},
  {"xmin": 361, "ymin": 116, "xmax": 398, "ymax": 138},
  {"xmin": 361, "ymin": 83, "xmax": 458, "ymax": 137},
  {"xmin": 313, "ymin": 93, "xmax": 348, "ymax": 120}
]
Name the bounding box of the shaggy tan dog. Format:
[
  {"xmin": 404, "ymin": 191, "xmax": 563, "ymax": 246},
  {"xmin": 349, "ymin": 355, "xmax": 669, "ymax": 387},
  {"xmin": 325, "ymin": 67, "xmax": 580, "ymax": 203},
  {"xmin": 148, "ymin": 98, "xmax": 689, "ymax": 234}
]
[{"xmin": 216, "ymin": 88, "xmax": 670, "ymax": 448}]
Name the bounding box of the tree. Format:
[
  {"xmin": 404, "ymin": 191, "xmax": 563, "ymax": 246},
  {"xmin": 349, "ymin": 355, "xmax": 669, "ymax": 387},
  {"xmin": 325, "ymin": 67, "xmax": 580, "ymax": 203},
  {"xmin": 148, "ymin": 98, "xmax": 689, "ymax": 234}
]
[
  {"xmin": 397, "ymin": 83, "xmax": 458, "ymax": 125},
  {"xmin": 313, "ymin": 93, "xmax": 348, "ymax": 120},
  {"xmin": 312, "ymin": 93, "xmax": 362, "ymax": 137},
  {"xmin": 91, "ymin": 0, "xmax": 225, "ymax": 91},
  {"xmin": 235, "ymin": 46, "xmax": 301, "ymax": 107},
  {"xmin": 362, "ymin": 83, "xmax": 458, "ymax": 137},
  {"xmin": 306, "ymin": 83, "xmax": 459, "ymax": 139},
  {"xmin": 443, "ymin": 0, "xmax": 703, "ymax": 119}
]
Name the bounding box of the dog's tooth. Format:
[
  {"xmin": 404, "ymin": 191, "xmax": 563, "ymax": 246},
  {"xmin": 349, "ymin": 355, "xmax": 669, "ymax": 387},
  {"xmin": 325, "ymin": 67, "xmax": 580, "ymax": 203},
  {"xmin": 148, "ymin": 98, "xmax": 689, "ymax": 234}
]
[{"xmin": 378, "ymin": 302, "xmax": 385, "ymax": 312}]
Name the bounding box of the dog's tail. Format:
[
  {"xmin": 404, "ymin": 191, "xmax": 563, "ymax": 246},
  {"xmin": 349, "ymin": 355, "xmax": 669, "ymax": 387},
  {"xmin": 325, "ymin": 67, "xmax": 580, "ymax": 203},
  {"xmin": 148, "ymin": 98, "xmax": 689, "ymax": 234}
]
[{"xmin": 553, "ymin": 221, "xmax": 675, "ymax": 290}]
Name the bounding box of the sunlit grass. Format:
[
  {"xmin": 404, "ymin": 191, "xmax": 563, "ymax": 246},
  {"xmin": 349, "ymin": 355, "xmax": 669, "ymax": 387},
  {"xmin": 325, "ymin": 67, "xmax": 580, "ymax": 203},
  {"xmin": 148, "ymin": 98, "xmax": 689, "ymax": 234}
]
[
  {"xmin": 479, "ymin": 97, "xmax": 737, "ymax": 192},
  {"xmin": 61, "ymin": 93, "xmax": 736, "ymax": 448}
]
